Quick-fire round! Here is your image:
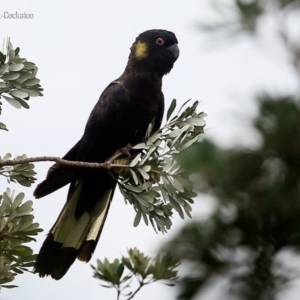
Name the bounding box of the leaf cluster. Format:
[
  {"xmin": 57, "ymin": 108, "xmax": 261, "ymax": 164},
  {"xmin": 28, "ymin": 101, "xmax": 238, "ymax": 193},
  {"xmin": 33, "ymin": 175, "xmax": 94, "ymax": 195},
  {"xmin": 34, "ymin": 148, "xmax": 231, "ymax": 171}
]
[
  {"xmin": 0, "ymin": 188, "xmax": 43, "ymax": 288},
  {"xmin": 0, "ymin": 38, "xmax": 43, "ymax": 131},
  {"xmin": 115, "ymin": 99, "xmax": 206, "ymax": 234},
  {"xmin": 0, "ymin": 38, "xmax": 44, "ymax": 289},
  {"xmin": 92, "ymin": 248, "xmax": 179, "ymax": 299},
  {"xmin": 0, "ymin": 153, "xmax": 36, "ymax": 187}
]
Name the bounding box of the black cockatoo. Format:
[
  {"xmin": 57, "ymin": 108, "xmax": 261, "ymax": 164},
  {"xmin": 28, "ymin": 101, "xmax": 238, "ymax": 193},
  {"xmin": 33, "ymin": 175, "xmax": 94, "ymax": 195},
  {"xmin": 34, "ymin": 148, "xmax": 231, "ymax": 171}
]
[{"xmin": 34, "ymin": 29, "xmax": 179, "ymax": 279}]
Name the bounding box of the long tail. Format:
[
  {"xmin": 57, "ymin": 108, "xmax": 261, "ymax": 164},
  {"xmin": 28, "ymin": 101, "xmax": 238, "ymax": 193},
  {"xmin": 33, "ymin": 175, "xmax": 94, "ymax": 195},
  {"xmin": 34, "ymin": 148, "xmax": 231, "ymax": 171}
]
[
  {"xmin": 34, "ymin": 175, "xmax": 115, "ymax": 280},
  {"xmin": 34, "ymin": 141, "xmax": 82, "ymax": 199}
]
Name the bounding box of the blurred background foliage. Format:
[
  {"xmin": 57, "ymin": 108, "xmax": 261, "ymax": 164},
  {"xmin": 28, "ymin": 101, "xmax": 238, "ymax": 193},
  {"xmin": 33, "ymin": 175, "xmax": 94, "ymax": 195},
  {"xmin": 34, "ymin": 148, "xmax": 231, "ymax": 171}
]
[{"xmin": 164, "ymin": 0, "xmax": 300, "ymax": 299}]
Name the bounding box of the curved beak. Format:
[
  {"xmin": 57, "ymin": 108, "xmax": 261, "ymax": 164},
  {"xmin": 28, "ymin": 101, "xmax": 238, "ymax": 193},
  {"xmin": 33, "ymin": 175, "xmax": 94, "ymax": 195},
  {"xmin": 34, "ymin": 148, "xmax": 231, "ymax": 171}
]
[{"xmin": 167, "ymin": 44, "xmax": 180, "ymax": 59}]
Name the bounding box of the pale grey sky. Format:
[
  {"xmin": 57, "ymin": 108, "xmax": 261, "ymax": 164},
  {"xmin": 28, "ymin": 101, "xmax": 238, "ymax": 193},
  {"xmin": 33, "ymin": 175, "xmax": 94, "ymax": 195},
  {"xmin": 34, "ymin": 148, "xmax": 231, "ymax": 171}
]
[{"xmin": 1, "ymin": 1, "xmax": 297, "ymax": 300}]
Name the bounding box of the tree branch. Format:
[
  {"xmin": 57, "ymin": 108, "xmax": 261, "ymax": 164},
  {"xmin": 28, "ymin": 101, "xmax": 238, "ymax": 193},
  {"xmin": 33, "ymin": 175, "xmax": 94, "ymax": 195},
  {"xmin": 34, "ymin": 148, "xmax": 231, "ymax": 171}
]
[
  {"xmin": 0, "ymin": 156, "xmax": 129, "ymax": 170},
  {"xmin": 126, "ymin": 281, "xmax": 144, "ymax": 300}
]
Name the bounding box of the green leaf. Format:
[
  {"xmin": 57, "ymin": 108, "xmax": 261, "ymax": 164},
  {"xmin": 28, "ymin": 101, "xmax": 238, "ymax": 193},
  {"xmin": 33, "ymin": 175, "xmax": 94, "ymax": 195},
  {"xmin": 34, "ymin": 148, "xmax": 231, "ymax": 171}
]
[
  {"xmin": 177, "ymin": 99, "xmax": 192, "ymax": 115},
  {"xmin": 23, "ymin": 62, "xmax": 35, "ymax": 70},
  {"xmin": 132, "ymin": 193, "xmax": 150, "ymax": 207},
  {"xmin": 2, "ymin": 72, "xmax": 20, "ymax": 81},
  {"xmin": 129, "ymin": 169, "xmax": 139, "ymax": 185},
  {"xmin": 21, "ymin": 88, "xmax": 41, "ymax": 97},
  {"xmin": 22, "ymin": 78, "xmax": 40, "ymax": 86},
  {"xmin": 8, "ymin": 50, "xmax": 15, "ymax": 61},
  {"xmin": 0, "ymin": 52, "xmax": 6, "ymax": 64},
  {"xmin": 185, "ymin": 118, "xmax": 206, "ymax": 126},
  {"xmin": 0, "ymin": 64, "xmax": 9, "ymax": 75},
  {"xmin": 3, "ymin": 153, "xmax": 12, "ymax": 160},
  {"xmin": 10, "ymin": 90, "xmax": 29, "ymax": 99},
  {"xmin": 8, "ymin": 64, "xmax": 24, "ymax": 72},
  {"xmin": 132, "ymin": 142, "xmax": 151, "ymax": 150},
  {"xmin": 129, "ymin": 153, "xmax": 142, "ymax": 167},
  {"xmin": 138, "ymin": 168, "xmax": 150, "ymax": 180},
  {"xmin": 123, "ymin": 185, "xmax": 143, "ymax": 193},
  {"xmin": 14, "ymin": 98, "xmax": 30, "ymax": 109},
  {"xmin": 133, "ymin": 211, "xmax": 142, "ymax": 227},
  {"xmin": 143, "ymin": 165, "xmax": 151, "ymax": 172},
  {"xmin": 1, "ymin": 285, "xmax": 18, "ymax": 289},
  {"xmin": 172, "ymin": 177, "xmax": 184, "ymax": 193},
  {"xmin": 2, "ymin": 95, "xmax": 22, "ymax": 108},
  {"xmin": 181, "ymin": 134, "xmax": 202, "ymax": 150},
  {"xmin": 11, "ymin": 193, "xmax": 25, "ymax": 211},
  {"xmin": 0, "ymin": 122, "xmax": 8, "ymax": 131},
  {"xmin": 14, "ymin": 47, "xmax": 20, "ymax": 56},
  {"xmin": 167, "ymin": 99, "xmax": 176, "ymax": 121},
  {"xmin": 117, "ymin": 263, "xmax": 124, "ymax": 279}
]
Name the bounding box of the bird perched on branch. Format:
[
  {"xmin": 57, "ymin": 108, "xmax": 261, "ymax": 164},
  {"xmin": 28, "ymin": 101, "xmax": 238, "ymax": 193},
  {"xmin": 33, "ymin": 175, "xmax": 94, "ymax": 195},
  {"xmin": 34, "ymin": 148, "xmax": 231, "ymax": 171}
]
[{"xmin": 34, "ymin": 29, "xmax": 179, "ymax": 280}]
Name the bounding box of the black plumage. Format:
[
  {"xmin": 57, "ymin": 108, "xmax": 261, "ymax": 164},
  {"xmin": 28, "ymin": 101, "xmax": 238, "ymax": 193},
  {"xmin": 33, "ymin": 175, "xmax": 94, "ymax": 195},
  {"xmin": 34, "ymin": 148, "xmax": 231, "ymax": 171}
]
[{"xmin": 34, "ymin": 29, "xmax": 179, "ymax": 279}]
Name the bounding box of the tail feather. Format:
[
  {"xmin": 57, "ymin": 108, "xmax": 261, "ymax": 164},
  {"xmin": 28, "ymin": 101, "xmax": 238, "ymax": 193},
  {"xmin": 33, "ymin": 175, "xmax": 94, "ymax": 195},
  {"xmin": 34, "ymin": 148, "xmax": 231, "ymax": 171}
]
[
  {"xmin": 34, "ymin": 178, "xmax": 115, "ymax": 280},
  {"xmin": 34, "ymin": 163, "xmax": 78, "ymax": 199},
  {"xmin": 34, "ymin": 141, "xmax": 82, "ymax": 199}
]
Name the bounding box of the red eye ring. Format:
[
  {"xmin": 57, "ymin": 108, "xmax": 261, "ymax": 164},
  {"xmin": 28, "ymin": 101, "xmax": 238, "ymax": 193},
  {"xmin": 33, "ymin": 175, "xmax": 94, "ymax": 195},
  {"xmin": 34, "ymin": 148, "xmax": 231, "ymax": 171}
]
[{"xmin": 156, "ymin": 38, "xmax": 164, "ymax": 45}]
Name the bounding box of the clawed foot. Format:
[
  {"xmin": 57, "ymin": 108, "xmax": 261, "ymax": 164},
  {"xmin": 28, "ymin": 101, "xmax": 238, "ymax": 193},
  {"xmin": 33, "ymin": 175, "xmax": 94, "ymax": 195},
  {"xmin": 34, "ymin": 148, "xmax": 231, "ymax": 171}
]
[{"xmin": 105, "ymin": 143, "xmax": 133, "ymax": 164}]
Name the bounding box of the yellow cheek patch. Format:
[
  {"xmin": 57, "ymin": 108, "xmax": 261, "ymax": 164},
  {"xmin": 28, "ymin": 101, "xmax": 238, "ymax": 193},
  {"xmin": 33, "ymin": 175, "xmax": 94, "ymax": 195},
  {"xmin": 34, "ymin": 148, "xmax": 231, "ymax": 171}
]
[{"xmin": 135, "ymin": 41, "xmax": 148, "ymax": 59}]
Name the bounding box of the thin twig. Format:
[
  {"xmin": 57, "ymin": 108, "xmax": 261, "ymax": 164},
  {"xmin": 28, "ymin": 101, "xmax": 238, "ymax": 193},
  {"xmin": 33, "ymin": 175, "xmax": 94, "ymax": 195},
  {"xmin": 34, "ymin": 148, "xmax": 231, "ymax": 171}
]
[
  {"xmin": 0, "ymin": 156, "xmax": 130, "ymax": 170},
  {"xmin": 126, "ymin": 281, "xmax": 144, "ymax": 300},
  {"xmin": 116, "ymin": 286, "xmax": 121, "ymax": 300}
]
